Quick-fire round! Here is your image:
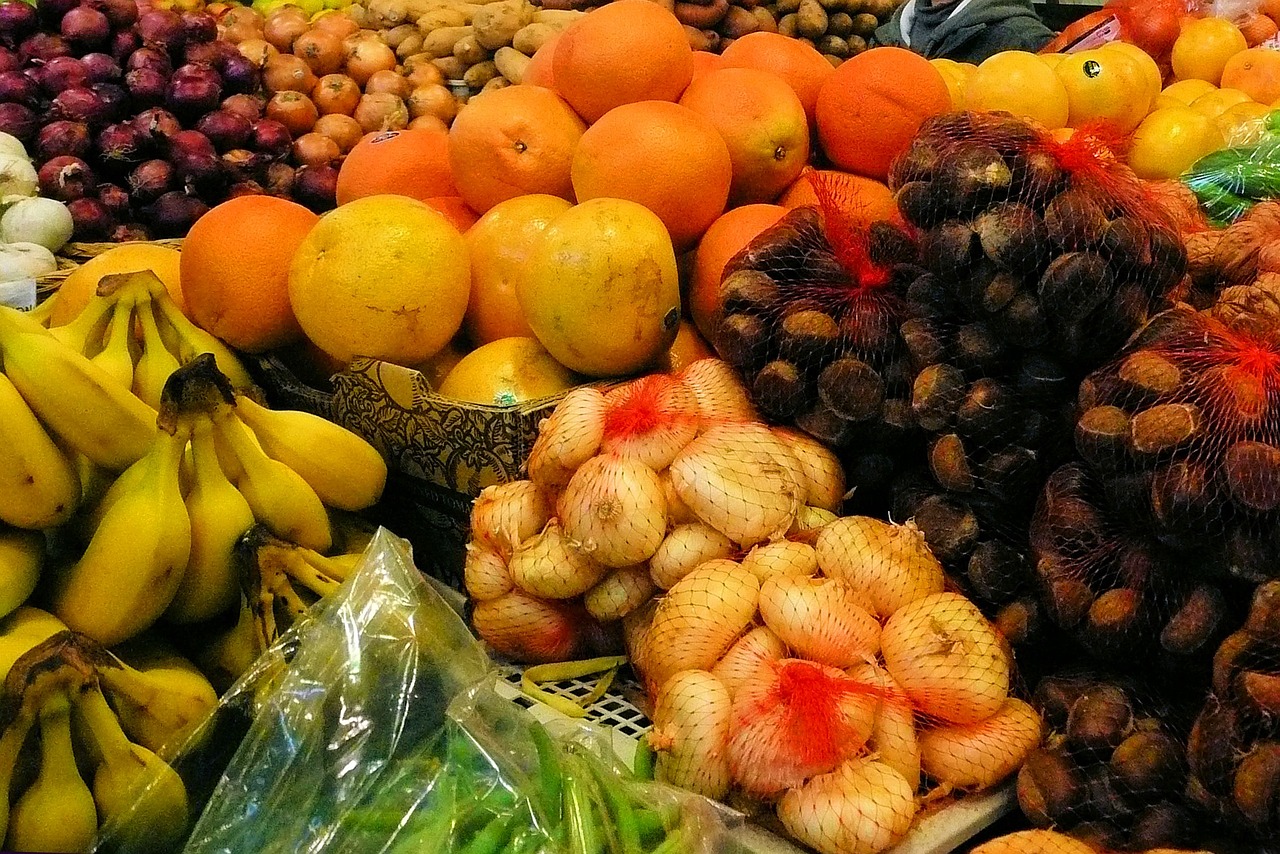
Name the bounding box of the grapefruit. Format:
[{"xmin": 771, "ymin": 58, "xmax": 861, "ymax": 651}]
[
  {"xmin": 1171, "ymin": 17, "xmax": 1247, "ymax": 84},
  {"xmin": 438, "ymin": 337, "xmax": 579, "ymax": 405},
  {"xmin": 53, "ymin": 244, "xmax": 183, "ymax": 326},
  {"xmin": 335, "ymin": 128, "xmax": 456, "ymax": 205},
  {"xmin": 719, "ymin": 32, "xmax": 835, "ymax": 124},
  {"xmin": 965, "ymin": 51, "xmax": 1069, "ymax": 130},
  {"xmin": 1054, "ymin": 49, "xmax": 1152, "ymax": 134},
  {"xmin": 1128, "ymin": 106, "xmax": 1225, "ymax": 180}
]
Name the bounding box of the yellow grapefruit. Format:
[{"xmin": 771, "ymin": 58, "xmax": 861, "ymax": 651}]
[
  {"xmin": 1054, "ymin": 49, "xmax": 1152, "ymax": 134},
  {"xmin": 52, "ymin": 244, "xmax": 183, "ymax": 326},
  {"xmin": 1128, "ymin": 106, "xmax": 1226, "ymax": 180},
  {"xmin": 1171, "ymin": 17, "xmax": 1248, "ymax": 84},
  {"xmin": 1157, "ymin": 78, "xmax": 1217, "ymax": 107},
  {"xmin": 1191, "ymin": 87, "xmax": 1253, "ymax": 118},
  {"xmin": 1099, "ymin": 41, "xmax": 1162, "ymax": 104},
  {"xmin": 964, "ymin": 51, "xmax": 1069, "ymax": 130},
  {"xmin": 437, "ymin": 337, "xmax": 579, "ymax": 405}
]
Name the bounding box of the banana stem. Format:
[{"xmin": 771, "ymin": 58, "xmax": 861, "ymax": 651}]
[{"xmin": 74, "ymin": 683, "xmax": 134, "ymax": 768}]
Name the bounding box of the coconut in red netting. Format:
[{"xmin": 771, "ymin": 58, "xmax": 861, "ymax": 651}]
[
  {"xmin": 881, "ymin": 111, "xmax": 1195, "ymax": 645},
  {"xmin": 704, "ymin": 168, "xmax": 922, "ymax": 516}
]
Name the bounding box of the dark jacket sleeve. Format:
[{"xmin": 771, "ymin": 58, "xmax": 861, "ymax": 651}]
[
  {"xmin": 873, "ymin": 7, "xmax": 907, "ymax": 49},
  {"xmin": 934, "ymin": 14, "xmax": 1055, "ymax": 64}
]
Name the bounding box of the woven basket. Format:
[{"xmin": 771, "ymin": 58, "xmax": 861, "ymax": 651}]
[{"xmin": 35, "ymin": 238, "xmax": 185, "ymax": 297}]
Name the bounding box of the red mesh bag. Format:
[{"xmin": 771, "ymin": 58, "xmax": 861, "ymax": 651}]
[
  {"xmin": 878, "ymin": 111, "xmax": 1194, "ymax": 643},
  {"xmin": 707, "ymin": 168, "xmax": 922, "ymax": 515}
]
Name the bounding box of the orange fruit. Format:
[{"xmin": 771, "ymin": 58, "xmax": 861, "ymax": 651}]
[
  {"xmin": 288, "ymin": 195, "xmax": 471, "ymax": 367},
  {"xmin": 1222, "ymin": 47, "xmax": 1280, "ymax": 104},
  {"xmin": 1128, "ymin": 106, "xmax": 1225, "ymax": 180},
  {"xmin": 678, "ymin": 67, "xmax": 810, "ymax": 205},
  {"xmin": 691, "ymin": 50, "xmax": 724, "ymax": 82},
  {"xmin": 777, "ymin": 169, "xmax": 897, "ymax": 224},
  {"xmin": 965, "ymin": 51, "xmax": 1069, "ymax": 130},
  {"xmin": 1238, "ymin": 12, "xmax": 1278, "ymax": 46},
  {"xmin": 411, "ymin": 335, "xmax": 468, "ymax": 389},
  {"xmin": 688, "ymin": 203, "xmax": 786, "ymax": 339},
  {"xmin": 571, "ymin": 100, "xmax": 732, "ymax": 252},
  {"xmin": 1039, "ymin": 53, "xmax": 1067, "ymax": 70},
  {"xmin": 719, "ymin": 32, "xmax": 835, "ymax": 124},
  {"xmin": 552, "ymin": 0, "xmax": 693, "ymax": 123},
  {"xmin": 1157, "ymin": 78, "xmax": 1217, "ymax": 106},
  {"xmin": 931, "ymin": 59, "xmax": 967, "ymax": 109},
  {"xmin": 1215, "ymin": 99, "xmax": 1272, "ymax": 144},
  {"xmin": 659, "ymin": 320, "xmax": 716, "ymax": 372},
  {"xmin": 335, "ymin": 128, "xmax": 455, "ymax": 206},
  {"xmin": 425, "ymin": 195, "xmax": 480, "ymax": 232},
  {"xmin": 815, "ymin": 47, "xmax": 951, "ymax": 181},
  {"xmin": 523, "ymin": 32, "xmax": 560, "ymax": 89},
  {"xmin": 1054, "ymin": 49, "xmax": 1152, "ymax": 134},
  {"xmin": 1099, "ymin": 41, "xmax": 1162, "ymax": 104},
  {"xmin": 464, "ymin": 194, "xmax": 573, "ymax": 346},
  {"xmin": 52, "ymin": 244, "xmax": 183, "ymax": 327},
  {"xmin": 1190, "ymin": 87, "xmax": 1253, "ymax": 118},
  {"xmin": 1171, "ymin": 17, "xmax": 1247, "ymax": 84},
  {"xmin": 517, "ymin": 198, "xmax": 681, "ymax": 377},
  {"xmin": 437, "ymin": 337, "xmax": 578, "ymax": 405},
  {"xmin": 447, "ymin": 85, "xmax": 585, "ymax": 214},
  {"xmin": 181, "ymin": 196, "xmax": 317, "ymax": 352}
]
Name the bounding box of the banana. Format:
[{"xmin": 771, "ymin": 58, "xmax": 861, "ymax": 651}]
[
  {"xmin": 132, "ymin": 297, "xmax": 181, "ymax": 410},
  {"xmin": 0, "ymin": 607, "xmax": 68, "ymax": 684},
  {"xmin": 0, "ymin": 703, "xmax": 36, "ymax": 846},
  {"xmin": 49, "ymin": 428, "xmax": 192, "ymax": 646},
  {"xmin": 233, "ymin": 394, "xmax": 388, "ymax": 511},
  {"xmin": 27, "ymin": 291, "xmax": 57, "ymax": 326},
  {"xmin": 0, "ymin": 528, "xmax": 42, "ymax": 620},
  {"xmin": 5, "ymin": 691, "xmax": 99, "ymax": 854},
  {"xmin": 49, "ymin": 292, "xmax": 115, "ymax": 357},
  {"xmin": 212, "ymin": 407, "xmax": 332, "ymax": 553},
  {"xmin": 0, "ymin": 373, "xmax": 81, "ymax": 529},
  {"xmin": 75, "ymin": 683, "xmax": 189, "ymax": 854},
  {"xmin": 0, "ymin": 306, "xmax": 155, "ymax": 470},
  {"xmin": 147, "ymin": 278, "xmax": 255, "ymax": 391},
  {"xmin": 89, "ymin": 293, "xmax": 138, "ymax": 392},
  {"xmin": 165, "ymin": 420, "xmax": 255, "ymax": 625},
  {"xmin": 189, "ymin": 598, "xmax": 262, "ymax": 694},
  {"xmin": 99, "ymin": 637, "xmax": 218, "ymax": 757}
]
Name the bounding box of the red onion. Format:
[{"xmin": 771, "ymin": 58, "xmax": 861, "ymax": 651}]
[
  {"xmin": 96, "ymin": 121, "xmax": 145, "ymax": 162},
  {"xmin": 145, "ymin": 190, "xmax": 206, "ymax": 237},
  {"xmin": 37, "ymin": 0, "xmax": 79, "ymax": 25},
  {"xmin": 111, "ymin": 222, "xmax": 150, "ymax": 242},
  {"xmin": 131, "ymin": 107, "xmax": 180, "ymax": 142},
  {"xmin": 35, "ymin": 119, "xmax": 90, "ymax": 160},
  {"xmin": 221, "ymin": 93, "xmax": 263, "ymax": 121},
  {"xmin": 19, "ymin": 32, "xmax": 70, "ymax": 64},
  {"xmin": 127, "ymin": 157, "xmax": 171, "ymax": 202},
  {"xmin": 96, "ymin": 0, "xmax": 138, "ymax": 29},
  {"xmin": 166, "ymin": 63, "xmax": 221, "ymax": 118},
  {"xmin": 125, "ymin": 46, "xmax": 170, "ymax": 76},
  {"xmin": 220, "ymin": 147, "xmax": 260, "ymax": 182},
  {"xmin": 97, "ymin": 182, "xmax": 130, "ymax": 219},
  {"xmin": 51, "ymin": 87, "xmax": 108, "ymax": 127},
  {"xmin": 0, "ymin": 48, "xmax": 19, "ymax": 75},
  {"xmin": 38, "ymin": 155, "xmax": 95, "ymax": 201},
  {"xmin": 80, "ymin": 52, "xmax": 121, "ymax": 83},
  {"xmin": 168, "ymin": 128, "xmax": 223, "ymax": 190},
  {"xmin": 90, "ymin": 81, "xmax": 125, "ymax": 120},
  {"xmin": 179, "ymin": 11, "xmax": 215, "ymax": 45},
  {"xmin": 219, "ymin": 52, "xmax": 259, "ymax": 95},
  {"xmin": 68, "ymin": 196, "xmax": 114, "ymax": 239},
  {"xmin": 0, "ymin": 70, "xmax": 41, "ymax": 105},
  {"xmin": 37, "ymin": 56, "xmax": 88, "ymax": 95},
  {"xmin": 263, "ymin": 161, "xmax": 293, "ymax": 196},
  {"xmin": 293, "ymin": 163, "xmax": 337, "ymax": 213},
  {"xmin": 196, "ymin": 109, "xmax": 249, "ymax": 151},
  {"xmin": 0, "ymin": 2, "xmax": 39, "ymax": 41},
  {"xmin": 124, "ymin": 67, "xmax": 165, "ymax": 106},
  {"xmin": 249, "ymin": 117, "xmax": 290, "ymax": 157},
  {"xmin": 0, "ymin": 101, "xmax": 35, "ymax": 141},
  {"xmin": 60, "ymin": 6, "xmax": 110, "ymax": 49},
  {"xmin": 228, "ymin": 180, "xmax": 264, "ymax": 198},
  {"xmin": 137, "ymin": 9, "xmax": 181, "ymax": 52},
  {"xmin": 182, "ymin": 39, "xmax": 219, "ymax": 67},
  {"xmin": 109, "ymin": 29, "xmax": 139, "ymax": 62}
]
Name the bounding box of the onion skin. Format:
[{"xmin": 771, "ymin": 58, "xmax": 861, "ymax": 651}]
[
  {"xmin": 649, "ymin": 669, "xmax": 733, "ymax": 799},
  {"xmin": 472, "ymin": 590, "xmax": 585, "ymax": 663},
  {"xmin": 816, "ymin": 517, "xmax": 945, "ymax": 618},
  {"xmin": 740, "ymin": 540, "xmax": 819, "ymax": 582},
  {"xmin": 583, "ymin": 564, "xmax": 654, "ymax": 622},
  {"xmin": 648, "ymin": 522, "xmax": 736, "ymax": 590},
  {"xmin": 558, "ymin": 455, "xmax": 667, "ymax": 568},
  {"xmin": 772, "ymin": 427, "xmax": 845, "ymax": 511},
  {"xmin": 527, "ymin": 386, "xmax": 605, "ymax": 487},
  {"xmin": 758, "ymin": 575, "xmax": 881, "ymax": 668},
  {"xmin": 463, "ymin": 543, "xmax": 512, "ymax": 602},
  {"xmin": 470, "ymin": 480, "xmax": 551, "ymax": 559},
  {"xmin": 711, "ymin": 625, "xmax": 787, "ymax": 696},
  {"xmin": 850, "ymin": 663, "xmax": 921, "ymax": 790},
  {"xmin": 778, "ymin": 758, "xmax": 918, "ymax": 854},
  {"xmin": 508, "ymin": 517, "xmax": 604, "ymax": 600},
  {"xmin": 38, "ymin": 155, "xmax": 94, "ymax": 201},
  {"xmin": 919, "ymin": 698, "xmax": 1043, "ymax": 790},
  {"xmin": 678, "ymin": 358, "xmax": 758, "ymax": 423},
  {"xmin": 600, "ymin": 375, "xmax": 701, "ymax": 470},
  {"xmin": 36, "ymin": 120, "xmax": 90, "ymax": 161}
]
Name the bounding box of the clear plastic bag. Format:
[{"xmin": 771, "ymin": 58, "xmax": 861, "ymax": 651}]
[{"xmin": 1184, "ymin": 134, "xmax": 1280, "ymax": 227}]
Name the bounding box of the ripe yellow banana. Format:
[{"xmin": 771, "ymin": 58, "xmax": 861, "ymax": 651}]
[
  {"xmin": 132, "ymin": 297, "xmax": 181, "ymax": 410},
  {"xmin": 99, "ymin": 637, "xmax": 218, "ymax": 757},
  {"xmin": 48, "ymin": 292, "xmax": 114, "ymax": 356},
  {"xmin": 0, "ymin": 607, "xmax": 68, "ymax": 684},
  {"xmin": 5, "ymin": 691, "xmax": 98, "ymax": 854},
  {"xmin": 76, "ymin": 684, "xmax": 189, "ymax": 854},
  {"xmin": 0, "ymin": 306, "xmax": 155, "ymax": 470},
  {"xmin": 27, "ymin": 291, "xmax": 57, "ymax": 326},
  {"xmin": 212, "ymin": 407, "xmax": 332, "ymax": 553},
  {"xmin": 89, "ymin": 294, "xmax": 138, "ymax": 391},
  {"xmin": 165, "ymin": 420, "xmax": 255, "ymax": 625},
  {"xmin": 147, "ymin": 277, "xmax": 255, "ymax": 391},
  {"xmin": 190, "ymin": 598, "xmax": 262, "ymax": 694},
  {"xmin": 233, "ymin": 394, "xmax": 388, "ymax": 512},
  {"xmin": 0, "ymin": 373, "xmax": 80, "ymax": 530},
  {"xmin": 0, "ymin": 528, "xmax": 42, "ymax": 620},
  {"xmin": 50, "ymin": 428, "xmax": 192, "ymax": 646},
  {"xmin": 0, "ymin": 699, "xmax": 35, "ymax": 846}
]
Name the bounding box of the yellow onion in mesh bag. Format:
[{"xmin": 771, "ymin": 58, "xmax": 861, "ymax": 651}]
[
  {"xmin": 970, "ymin": 830, "xmax": 1097, "ymax": 854},
  {"xmin": 509, "ymin": 518, "xmax": 605, "ymax": 599},
  {"xmin": 816, "ymin": 517, "xmax": 944, "ymax": 618},
  {"xmin": 583, "ymin": 565, "xmax": 655, "ymax": 622},
  {"xmin": 648, "ymin": 522, "xmax": 736, "ymax": 590},
  {"xmin": 678, "ymin": 357, "xmax": 758, "ymax": 423},
  {"xmin": 470, "ymin": 481, "xmax": 552, "ymax": 558},
  {"xmin": 558, "ymin": 455, "xmax": 667, "ymax": 567},
  {"xmin": 711, "ymin": 625, "xmax": 787, "ymax": 697},
  {"xmin": 740, "ymin": 540, "xmax": 819, "ymax": 582},
  {"xmin": 849, "ymin": 662, "xmax": 921, "ymax": 790},
  {"xmin": 649, "ymin": 669, "xmax": 733, "ymax": 799},
  {"xmin": 777, "ymin": 757, "xmax": 918, "ymax": 854},
  {"xmin": 758, "ymin": 575, "xmax": 880, "ymax": 669},
  {"xmin": 527, "ymin": 386, "xmax": 606, "ymax": 487},
  {"xmin": 772, "ymin": 427, "xmax": 846, "ymax": 512},
  {"xmin": 463, "ymin": 543, "xmax": 513, "ymax": 602},
  {"xmin": 919, "ymin": 698, "xmax": 1042, "ymax": 790},
  {"xmin": 599, "ymin": 375, "xmax": 702, "ymax": 470}
]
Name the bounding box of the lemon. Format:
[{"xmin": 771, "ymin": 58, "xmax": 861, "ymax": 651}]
[{"xmin": 1128, "ymin": 106, "xmax": 1226, "ymax": 180}]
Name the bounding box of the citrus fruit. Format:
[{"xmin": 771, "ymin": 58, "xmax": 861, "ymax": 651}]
[
  {"xmin": 691, "ymin": 50, "xmax": 724, "ymax": 82},
  {"xmin": 1039, "ymin": 53, "xmax": 1067, "ymax": 70},
  {"xmin": 425, "ymin": 196, "xmax": 481, "ymax": 232},
  {"xmin": 438, "ymin": 337, "xmax": 578, "ymax": 405},
  {"xmin": 659, "ymin": 320, "xmax": 716, "ymax": 373},
  {"xmin": 931, "ymin": 60, "xmax": 967, "ymax": 109},
  {"xmin": 777, "ymin": 169, "xmax": 897, "ymax": 223},
  {"xmin": 1215, "ymin": 99, "xmax": 1272, "ymax": 144},
  {"xmin": 678, "ymin": 67, "xmax": 810, "ymax": 205},
  {"xmin": 411, "ymin": 335, "xmax": 468, "ymax": 389},
  {"xmin": 447, "ymin": 85, "xmax": 586, "ymax": 214},
  {"xmin": 1054, "ymin": 49, "xmax": 1152, "ymax": 134},
  {"xmin": 288, "ymin": 194, "xmax": 471, "ymax": 367},
  {"xmin": 517, "ymin": 198, "xmax": 681, "ymax": 377},
  {"xmin": 1099, "ymin": 40, "xmax": 1162, "ymax": 103},
  {"xmin": 334, "ymin": 128, "xmax": 455, "ymax": 205},
  {"xmin": 1128, "ymin": 106, "xmax": 1226, "ymax": 180},
  {"xmin": 1156, "ymin": 78, "xmax": 1217, "ymax": 108},
  {"xmin": 719, "ymin": 32, "xmax": 835, "ymax": 124},
  {"xmin": 52, "ymin": 243, "xmax": 183, "ymax": 326},
  {"xmin": 815, "ymin": 47, "xmax": 951, "ymax": 181},
  {"xmin": 1171, "ymin": 17, "xmax": 1247, "ymax": 84},
  {"xmin": 1221, "ymin": 47, "xmax": 1280, "ymax": 104},
  {"xmin": 464, "ymin": 193, "xmax": 573, "ymax": 346},
  {"xmin": 1190, "ymin": 87, "xmax": 1253, "ymax": 118},
  {"xmin": 180, "ymin": 196, "xmax": 318, "ymax": 352},
  {"xmin": 571, "ymin": 100, "xmax": 732, "ymax": 252},
  {"xmin": 1239, "ymin": 11, "xmax": 1278, "ymax": 46},
  {"xmin": 552, "ymin": 0, "xmax": 693, "ymax": 123},
  {"xmin": 689, "ymin": 203, "xmax": 786, "ymax": 339},
  {"xmin": 964, "ymin": 50, "xmax": 1069, "ymax": 130},
  {"xmin": 523, "ymin": 31, "xmax": 559, "ymax": 89}
]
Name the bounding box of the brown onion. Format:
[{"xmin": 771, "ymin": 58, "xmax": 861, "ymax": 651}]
[
  {"xmin": 353, "ymin": 92, "xmax": 407, "ymax": 133},
  {"xmin": 313, "ymin": 112, "xmax": 361, "ymax": 152},
  {"xmin": 263, "ymin": 53, "xmax": 315, "ymax": 94},
  {"xmin": 220, "ymin": 147, "xmax": 261, "ymax": 182},
  {"xmin": 236, "ymin": 38, "xmax": 276, "ymax": 66},
  {"xmin": 364, "ymin": 68, "xmax": 409, "ymax": 99},
  {"xmin": 344, "ymin": 38, "xmax": 395, "ymax": 86},
  {"xmin": 265, "ymin": 90, "xmax": 317, "ymax": 136},
  {"xmin": 312, "ymin": 72, "xmax": 358, "ymax": 115},
  {"xmin": 291, "ymin": 131, "xmax": 338, "ymax": 167},
  {"xmin": 263, "ymin": 7, "xmax": 307, "ymax": 52},
  {"xmin": 293, "ymin": 28, "xmax": 342, "ymax": 76}
]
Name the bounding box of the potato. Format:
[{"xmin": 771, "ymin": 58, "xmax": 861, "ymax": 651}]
[
  {"xmin": 494, "ymin": 45, "xmax": 530, "ymax": 83},
  {"xmin": 683, "ymin": 24, "xmax": 713, "ymax": 51},
  {"xmin": 512, "ymin": 22, "xmax": 558, "ymax": 55},
  {"xmin": 464, "ymin": 58, "xmax": 499, "ymax": 88},
  {"xmin": 721, "ymin": 5, "xmax": 760, "ymax": 37},
  {"xmin": 422, "ymin": 25, "xmax": 472, "ymax": 58},
  {"xmin": 453, "ymin": 33, "xmax": 489, "ymax": 64},
  {"xmin": 778, "ymin": 12, "xmax": 799, "ymax": 36},
  {"xmin": 531, "ymin": 8, "xmax": 586, "ymax": 26},
  {"xmin": 396, "ymin": 32, "xmax": 425, "ymax": 59},
  {"xmin": 481, "ymin": 75, "xmax": 511, "ymax": 93},
  {"xmin": 433, "ymin": 55, "xmax": 468, "ymax": 79},
  {"xmin": 776, "ymin": 0, "xmax": 800, "ymax": 12},
  {"xmin": 473, "ymin": 0, "xmax": 531, "ymax": 50},
  {"xmin": 416, "ymin": 9, "xmax": 468, "ymax": 29},
  {"xmin": 797, "ymin": 0, "xmax": 828, "ymax": 38},
  {"xmin": 367, "ymin": 0, "xmax": 411, "ymax": 28},
  {"xmin": 381, "ymin": 23, "xmax": 419, "ymax": 48},
  {"xmin": 752, "ymin": 7, "xmax": 777, "ymax": 31}
]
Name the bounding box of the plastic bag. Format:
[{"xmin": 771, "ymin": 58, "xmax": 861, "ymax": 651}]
[
  {"xmin": 1040, "ymin": 0, "xmax": 1188, "ymax": 64},
  {"xmin": 1184, "ymin": 133, "xmax": 1280, "ymax": 226}
]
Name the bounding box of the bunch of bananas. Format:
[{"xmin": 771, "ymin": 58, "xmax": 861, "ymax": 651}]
[{"xmin": 0, "ymin": 607, "xmax": 215, "ymax": 854}]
